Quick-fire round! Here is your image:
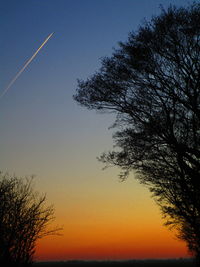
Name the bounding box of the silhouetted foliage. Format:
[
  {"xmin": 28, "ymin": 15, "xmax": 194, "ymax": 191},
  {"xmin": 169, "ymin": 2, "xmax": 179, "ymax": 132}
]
[
  {"xmin": 74, "ymin": 3, "xmax": 200, "ymax": 264},
  {"xmin": 33, "ymin": 258, "xmax": 195, "ymax": 266},
  {"xmin": 0, "ymin": 172, "xmax": 60, "ymax": 267}
]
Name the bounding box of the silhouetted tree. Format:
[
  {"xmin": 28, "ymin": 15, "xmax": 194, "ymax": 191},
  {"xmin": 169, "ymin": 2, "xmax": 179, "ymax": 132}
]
[
  {"xmin": 74, "ymin": 3, "xmax": 200, "ymax": 264},
  {"xmin": 0, "ymin": 172, "xmax": 60, "ymax": 267}
]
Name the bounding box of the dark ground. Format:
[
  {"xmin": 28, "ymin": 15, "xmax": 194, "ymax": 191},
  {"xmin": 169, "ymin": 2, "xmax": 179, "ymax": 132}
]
[{"xmin": 34, "ymin": 259, "xmax": 195, "ymax": 267}]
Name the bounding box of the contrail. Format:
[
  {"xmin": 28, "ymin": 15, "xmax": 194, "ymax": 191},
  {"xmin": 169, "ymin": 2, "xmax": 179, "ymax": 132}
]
[{"xmin": 0, "ymin": 32, "xmax": 54, "ymax": 99}]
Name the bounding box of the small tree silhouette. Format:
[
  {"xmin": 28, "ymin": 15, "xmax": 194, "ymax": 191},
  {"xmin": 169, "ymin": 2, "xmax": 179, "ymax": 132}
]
[{"xmin": 0, "ymin": 172, "xmax": 60, "ymax": 266}]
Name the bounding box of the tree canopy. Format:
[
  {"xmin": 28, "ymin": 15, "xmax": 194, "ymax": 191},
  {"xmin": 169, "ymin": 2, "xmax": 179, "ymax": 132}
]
[{"xmin": 74, "ymin": 3, "xmax": 200, "ymax": 263}]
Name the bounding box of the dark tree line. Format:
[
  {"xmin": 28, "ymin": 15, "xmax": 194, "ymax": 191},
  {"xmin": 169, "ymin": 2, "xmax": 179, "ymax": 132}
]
[
  {"xmin": 0, "ymin": 172, "xmax": 60, "ymax": 266},
  {"xmin": 74, "ymin": 3, "xmax": 200, "ymax": 264}
]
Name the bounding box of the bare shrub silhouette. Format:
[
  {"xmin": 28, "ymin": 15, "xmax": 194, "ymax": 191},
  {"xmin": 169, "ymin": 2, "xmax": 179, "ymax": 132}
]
[
  {"xmin": 74, "ymin": 3, "xmax": 200, "ymax": 264},
  {"xmin": 0, "ymin": 172, "xmax": 60, "ymax": 267}
]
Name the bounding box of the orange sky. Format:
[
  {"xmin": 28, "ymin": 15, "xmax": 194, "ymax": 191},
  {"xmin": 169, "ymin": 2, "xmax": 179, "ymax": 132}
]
[
  {"xmin": 36, "ymin": 218, "xmax": 188, "ymax": 261},
  {"xmin": 35, "ymin": 173, "xmax": 189, "ymax": 261}
]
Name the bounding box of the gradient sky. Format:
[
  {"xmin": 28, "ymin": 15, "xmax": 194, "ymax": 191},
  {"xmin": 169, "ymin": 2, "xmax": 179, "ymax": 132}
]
[{"xmin": 0, "ymin": 0, "xmax": 193, "ymax": 261}]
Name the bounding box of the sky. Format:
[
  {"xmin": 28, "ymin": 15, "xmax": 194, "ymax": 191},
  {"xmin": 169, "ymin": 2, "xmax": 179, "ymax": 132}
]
[{"xmin": 0, "ymin": 0, "xmax": 193, "ymax": 261}]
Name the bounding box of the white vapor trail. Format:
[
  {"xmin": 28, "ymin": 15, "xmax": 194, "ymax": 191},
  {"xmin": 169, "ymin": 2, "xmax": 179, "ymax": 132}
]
[{"xmin": 0, "ymin": 32, "xmax": 54, "ymax": 100}]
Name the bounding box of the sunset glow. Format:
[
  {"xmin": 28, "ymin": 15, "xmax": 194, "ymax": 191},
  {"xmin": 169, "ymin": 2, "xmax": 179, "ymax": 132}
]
[
  {"xmin": 1, "ymin": 0, "xmax": 192, "ymax": 262},
  {"xmin": 35, "ymin": 173, "xmax": 189, "ymax": 261}
]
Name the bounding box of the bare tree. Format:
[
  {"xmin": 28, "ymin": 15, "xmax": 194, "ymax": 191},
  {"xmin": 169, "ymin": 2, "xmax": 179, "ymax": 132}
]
[
  {"xmin": 74, "ymin": 3, "xmax": 200, "ymax": 264},
  {"xmin": 0, "ymin": 172, "xmax": 60, "ymax": 266}
]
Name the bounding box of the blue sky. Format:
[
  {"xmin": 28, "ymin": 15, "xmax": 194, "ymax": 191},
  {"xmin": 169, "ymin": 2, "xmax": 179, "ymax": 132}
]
[
  {"xmin": 0, "ymin": 0, "xmax": 193, "ymax": 260},
  {"xmin": 0, "ymin": 0, "xmax": 191, "ymax": 174}
]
